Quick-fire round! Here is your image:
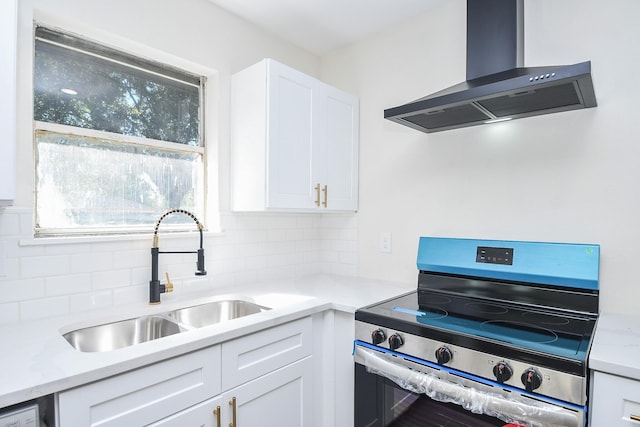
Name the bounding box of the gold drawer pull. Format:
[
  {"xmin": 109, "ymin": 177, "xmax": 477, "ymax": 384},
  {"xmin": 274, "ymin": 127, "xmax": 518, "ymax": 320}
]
[
  {"xmin": 631, "ymin": 414, "xmax": 640, "ymax": 422},
  {"xmin": 213, "ymin": 406, "xmax": 221, "ymax": 427},
  {"xmin": 322, "ymin": 184, "xmax": 328, "ymax": 208},
  {"xmin": 314, "ymin": 183, "xmax": 321, "ymax": 207},
  {"xmin": 229, "ymin": 396, "xmax": 237, "ymax": 427}
]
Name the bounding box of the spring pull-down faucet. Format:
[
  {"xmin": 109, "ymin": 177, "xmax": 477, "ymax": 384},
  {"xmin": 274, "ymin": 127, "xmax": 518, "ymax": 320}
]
[{"xmin": 149, "ymin": 209, "xmax": 207, "ymax": 305}]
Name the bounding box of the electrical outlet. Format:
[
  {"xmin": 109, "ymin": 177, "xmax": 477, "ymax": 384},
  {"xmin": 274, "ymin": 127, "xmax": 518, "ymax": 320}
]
[{"xmin": 379, "ymin": 232, "xmax": 392, "ymax": 253}]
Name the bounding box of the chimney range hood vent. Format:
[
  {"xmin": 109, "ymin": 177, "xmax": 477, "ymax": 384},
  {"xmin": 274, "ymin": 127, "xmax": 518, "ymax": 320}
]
[{"xmin": 384, "ymin": 0, "xmax": 597, "ymax": 134}]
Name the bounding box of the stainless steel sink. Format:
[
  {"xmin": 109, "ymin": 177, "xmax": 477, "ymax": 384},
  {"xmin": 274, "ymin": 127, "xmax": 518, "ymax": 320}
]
[
  {"xmin": 166, "ymin": 300, "xmax": 270, "ymax": 328},
  {"xmin": 62, "ymin": 299, "xmax": 271, "ymax": 352},
  {"xmin": 62, "ymin": 315, "xmax": 182, "ymax": 352}
]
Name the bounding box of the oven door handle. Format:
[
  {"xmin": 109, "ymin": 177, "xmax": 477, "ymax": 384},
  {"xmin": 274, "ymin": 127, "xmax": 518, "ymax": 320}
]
[{"xmin": 355, "ymin": 345, "xmax": 580, "ymax": 427}]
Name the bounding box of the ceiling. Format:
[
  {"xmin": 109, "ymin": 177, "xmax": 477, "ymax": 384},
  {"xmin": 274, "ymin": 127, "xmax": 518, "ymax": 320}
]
[{"xmin": 207, "ymin": 0, "xmax": 446, "ymax": 55}]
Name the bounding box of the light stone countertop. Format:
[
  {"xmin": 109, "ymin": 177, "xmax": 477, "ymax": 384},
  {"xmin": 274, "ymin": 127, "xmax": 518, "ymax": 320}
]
[
  {"xmin": 0, "ymin": 274, "xmax": 414, "ymax": 409},
  {"xmin": 589, "ymin": 312, "xmax": 640, "ymax": 380}
]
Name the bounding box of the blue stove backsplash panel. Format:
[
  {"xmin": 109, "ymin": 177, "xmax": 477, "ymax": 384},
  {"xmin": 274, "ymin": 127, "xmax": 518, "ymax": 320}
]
[{"xmin": 416, "ymin": 237, "xmax": 600, "ymax": 291}]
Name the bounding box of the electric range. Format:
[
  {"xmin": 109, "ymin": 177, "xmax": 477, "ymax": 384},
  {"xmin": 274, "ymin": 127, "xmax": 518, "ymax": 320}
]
[{"xmin": 354, "ymin": 237, "xmax": 600, "ymax": 427}]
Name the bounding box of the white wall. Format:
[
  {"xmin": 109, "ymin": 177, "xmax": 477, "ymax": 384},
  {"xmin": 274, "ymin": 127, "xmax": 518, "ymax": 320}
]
[
  {"xmin": 0, "ymin": 0, "xmax": 358, "ymax": 324},
  {"xmin": 321, "ymin": 0, "xmax": 640, "ymax": 314}
]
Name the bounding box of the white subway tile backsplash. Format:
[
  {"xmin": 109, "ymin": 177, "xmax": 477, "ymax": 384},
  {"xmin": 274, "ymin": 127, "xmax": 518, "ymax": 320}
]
[
  {"xmin": 69, "ymin": 290, "xmax": 113, "ymax": 313},
  {"xmin": 113, "ymin": 249, "xmax": 148, "ymax": 269},
  {"xmin": 0, "ymin": 213, "xmax": 20, "ymax": 236},
  {"xmin": 339, "ymin": 252, "xmax": 358, "ymax": 265},
  {"xmin": 113, "ymin": 284, "xmax": 147, "ymax": 306},
  {"xmin": 0, "ymin": 279, "xmax": 45, "ymax": 304},
  {"xmin": 222, "ymin": 257, "xmax": 247, "ymax": 274},
  {"xmin": 92, "ymin": 268, "xmax": 131, "ymax": 290},
  {"xmin": 182, "ymin": 277, "xmax": 212, "ymax": 295},
  {"xmin": 0, "ymin": 207, "xmax": 357, "ymax": 323},
  {"xmin": 0, "ymin": 240, "xmax": 5, "ymax": 277},
  {"xmin": 131, "ymin": 266, "xmax": 150, "ymax": 287},
  {"xmin": 45, "ymin": 273, "xmax": 92, "ymax": 296},
  {"xmin": 70, "ymin": 252, "xmax": 114, "ymax": 273},
  {"xmin": 0, "ymin": 303, "xmax": 19, "ymax": 324},
  {"xmin": 21, "ymin": 255, "xmax": 70, "ymax": 278},
  {"xmin": 20, "ymin": 296, "xmax": 69, "ymax": 321}
]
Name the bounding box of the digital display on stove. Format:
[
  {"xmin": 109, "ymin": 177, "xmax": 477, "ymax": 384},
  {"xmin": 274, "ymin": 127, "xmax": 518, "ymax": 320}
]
[{"xmin": 476, "ymin": 246, "xmax": 513, "ymax": 265}]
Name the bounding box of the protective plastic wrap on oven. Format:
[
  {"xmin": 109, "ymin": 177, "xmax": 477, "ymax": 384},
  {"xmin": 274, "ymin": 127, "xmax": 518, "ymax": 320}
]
[{"xmin": 353, "ymin": 344, "xmax": 582, "ymax": 427}]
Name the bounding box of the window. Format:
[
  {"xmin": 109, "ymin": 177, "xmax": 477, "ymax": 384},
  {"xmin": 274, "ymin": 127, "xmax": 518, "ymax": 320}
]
[{"xmin": 33, "ymin": 26, "xmax": 206, "ymax": 236}]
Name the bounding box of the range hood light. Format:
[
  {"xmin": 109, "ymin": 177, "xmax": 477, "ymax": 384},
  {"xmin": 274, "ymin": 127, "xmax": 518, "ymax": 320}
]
[{"xmin": 484, "ymin": 117, "xmax": 512, "ymax": 124}]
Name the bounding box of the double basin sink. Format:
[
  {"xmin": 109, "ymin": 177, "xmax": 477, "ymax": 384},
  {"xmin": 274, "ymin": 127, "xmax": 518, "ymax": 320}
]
[{"xmin": 63, "ymin": 300, "xmax": 270, "ymax": 353}]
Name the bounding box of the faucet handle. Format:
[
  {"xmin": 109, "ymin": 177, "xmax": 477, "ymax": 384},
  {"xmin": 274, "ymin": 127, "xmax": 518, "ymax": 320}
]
[{"xmin": 164, "ymin": 272, "xmax": 174, "ymax": 293}]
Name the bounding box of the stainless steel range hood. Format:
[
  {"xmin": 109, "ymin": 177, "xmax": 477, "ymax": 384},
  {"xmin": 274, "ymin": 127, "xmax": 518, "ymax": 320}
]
[{"xmin": 384, "ymin": 0, "xmax": 597, "ymax": 134}]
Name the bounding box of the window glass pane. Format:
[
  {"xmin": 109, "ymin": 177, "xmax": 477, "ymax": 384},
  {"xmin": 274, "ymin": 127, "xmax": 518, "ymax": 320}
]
[
  {"xmin": 35, "ymin": 130, "xmax": 204, "ymax": 232},
  {"xmin": 34, "ymin": 40, "xmax": 201, "ymax": 146}
]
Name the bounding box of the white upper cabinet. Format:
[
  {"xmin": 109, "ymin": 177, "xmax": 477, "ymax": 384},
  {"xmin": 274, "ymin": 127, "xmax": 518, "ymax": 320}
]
[
  {"xmin": 231, "ymin": 58, "xmax": 358, "ymax": 212},
  {"xmin": 0, "ymin": 0, "xmax": 17, "ymax": 206}
]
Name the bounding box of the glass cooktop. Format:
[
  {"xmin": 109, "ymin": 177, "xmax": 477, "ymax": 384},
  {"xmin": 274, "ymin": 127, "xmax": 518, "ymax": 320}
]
[{"xmin": 358, "ymin": 291, "xmax": 596, "ymax": 362}]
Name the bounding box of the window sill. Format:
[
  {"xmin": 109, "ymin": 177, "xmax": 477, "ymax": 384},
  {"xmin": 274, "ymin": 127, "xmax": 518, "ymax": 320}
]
[{"xmin": 19, "ymin": 230, "xmax": 224, "ymax": 247}]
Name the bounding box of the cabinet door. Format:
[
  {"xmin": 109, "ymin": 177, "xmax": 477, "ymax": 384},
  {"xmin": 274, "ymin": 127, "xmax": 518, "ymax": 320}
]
[
  {"xmin": 590, "ymin": 371, "xmax": 640, "ymax": 426},
  {"xmin": 266, "ymin": 60, "xmax": 321, "ymax": 210},
  {"xmin": 0, "ymin": 0, "xmax": 16, "ymax": 206},
  {"xmin": 226, "ymin": 357, "xmax": 313, "ymax": 427},
  {"xmin": 148, "ymin": 395, "xmax": 224, "ymax": 427},
  {"xmin": 322, "ymin": 84, "xmax": 359, "ymax": 211},
  {"xmin": 57, "ymin": 346, "xmax": 221, "ymax": 427},
  {"xmin": 221, "ymin": 316, "xmax": 312, "ymax": 390}
]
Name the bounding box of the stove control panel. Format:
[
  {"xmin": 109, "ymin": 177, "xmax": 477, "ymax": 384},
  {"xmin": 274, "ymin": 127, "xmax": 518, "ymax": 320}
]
[
  {"xmin": 476, "ymin": 246, "xmax": 513, "ymax": 265},
  {"xmin": 355, "ymin": 321, "xmax": 586, "ymax": 406}
]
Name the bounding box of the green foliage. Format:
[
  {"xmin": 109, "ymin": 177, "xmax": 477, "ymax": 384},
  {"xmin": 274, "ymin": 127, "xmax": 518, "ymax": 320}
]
[{"xmin": 34, "ymin": 41, "xmax": 200, "ymax": 146}]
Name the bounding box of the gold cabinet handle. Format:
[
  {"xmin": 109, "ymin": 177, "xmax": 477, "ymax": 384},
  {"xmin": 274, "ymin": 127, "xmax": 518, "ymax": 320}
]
[
  {"xmin": 631, "ymin": 414, "xmax": 640, "ymax": 422},
  {"xmin": 314, "ymin": 183, "xmax": 321, "ymax": 207},
  {"xmin": 229, "ymin": 397, "xmax": 237, "ymax": 427},
  {"xmin": 213, "ymin": 406, "xmax": 221, "ymax": 427},
  {"xmin": 322, "ymin": 185, "xmax": 328, "ymax": 208}
]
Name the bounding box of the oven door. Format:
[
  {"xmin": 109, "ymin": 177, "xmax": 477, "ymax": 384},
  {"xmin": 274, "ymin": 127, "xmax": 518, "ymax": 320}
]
[
  {"xmin": 354, "ymin": 343, "xmax": 585, "ymax": 427},
  {"xmin": 355, "ymin": 362, "xmax": 508, "ymax": 426}
]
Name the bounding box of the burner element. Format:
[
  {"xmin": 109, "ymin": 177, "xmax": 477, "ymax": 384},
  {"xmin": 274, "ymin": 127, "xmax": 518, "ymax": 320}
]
[
  {"xmin": 521, "ymin": 311, "xmax": 571, "ymax": 326},
  {"xmin": 466, "ymin": 302, "xmax": 509, "ymax": 315},
  {"xmin": 417, "ymin": 306, "xmax": 448, "ymax": 319},
  {"xmin": 421, "ymin": 294, "xmax": 452, "ymax": 305},
  {"xmin": 481, "ymin": 320, "xmax": 559, "ymax": 344}
]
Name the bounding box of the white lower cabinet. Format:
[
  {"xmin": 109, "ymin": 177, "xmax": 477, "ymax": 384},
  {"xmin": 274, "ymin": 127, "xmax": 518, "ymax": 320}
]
[
  {"xmin": 590, "ymin": 371, "xmax": 640, "ymax": 425},
  {"xmin": 153, "ymin": 357, "xmax": 313, "ymax": 427},
  {"xmin": 57, "ymin": 345, "xmax": 222, "ymax": 427},
  {"xmin": 57, "ymin": 317, "xmax": 314, "ymax": 427}
]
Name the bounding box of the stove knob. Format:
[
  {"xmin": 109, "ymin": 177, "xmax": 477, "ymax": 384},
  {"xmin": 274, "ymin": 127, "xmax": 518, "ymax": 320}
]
[
  {"xmin": 371, "ymin": 329, "xmax": 386, "ymax": 345},
  {"xmin": 388, "ymin": 334, "xmax": 404, "ymax": 351},
  {"xmin": 435, "ymin": 346, "xmax": 453, "ymax": 365},
  {"xmin": 521, "ymin": 368, "xmax": 543, "ymax": 392},
  {"xmin": 493, "ymin": 361, "xmax": 513, "ymax": 383}
]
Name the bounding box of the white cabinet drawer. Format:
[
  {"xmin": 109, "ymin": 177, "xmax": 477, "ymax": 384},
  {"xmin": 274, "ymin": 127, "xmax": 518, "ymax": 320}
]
[
  {"xmin": 58, "ymin": 345, "xmax": 221, "ymax": 427},
  {"xmin": 591, "ymin": 371, "xmax": 640, "ymax": 425},
  {"xmin": 221, "ymin": 317, "xmax": 312, "ymax": 390}
]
